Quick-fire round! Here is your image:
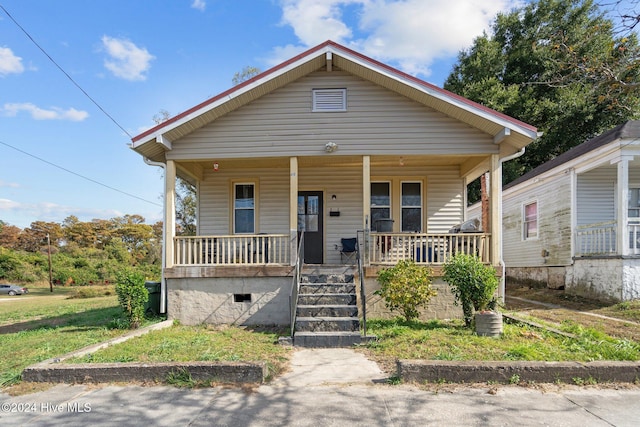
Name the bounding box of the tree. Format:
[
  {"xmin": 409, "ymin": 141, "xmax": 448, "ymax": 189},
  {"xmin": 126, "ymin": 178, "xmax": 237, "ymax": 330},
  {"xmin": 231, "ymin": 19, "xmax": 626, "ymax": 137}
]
[
  {"xmin": 150, "ymin": 110, "xmax": 197, "ymax": 235},
  {"xmin": 176, "ymin": 179, "xmax": 196, "ymax": 236},
  {"xmin": 232, "ymin": 66, "xmax": 261, "ymax": 85},
  {"xmin": 0, "ymin": 222, "xmax": 21, "ymax": 249},
  {"xmin": 445, "ymin": 0, "xmax": 640, "ymax": 188},
  {"xmin": 16, "ymin": 221, "xmax": 63, "ymax": 252}
]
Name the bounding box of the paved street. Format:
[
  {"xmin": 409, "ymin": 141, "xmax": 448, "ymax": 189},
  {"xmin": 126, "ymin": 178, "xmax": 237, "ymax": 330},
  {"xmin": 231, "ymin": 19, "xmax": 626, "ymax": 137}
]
[{"xmin": 2, "ymin": 349, "xmax": 640, "ymax": 426}]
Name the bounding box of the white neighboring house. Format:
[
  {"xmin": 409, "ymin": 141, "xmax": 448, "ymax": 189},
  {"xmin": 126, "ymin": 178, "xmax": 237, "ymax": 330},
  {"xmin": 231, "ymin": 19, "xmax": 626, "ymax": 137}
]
[{"xmin": 469, "ymin": 121, "xmax": 640, "ymax": 302}]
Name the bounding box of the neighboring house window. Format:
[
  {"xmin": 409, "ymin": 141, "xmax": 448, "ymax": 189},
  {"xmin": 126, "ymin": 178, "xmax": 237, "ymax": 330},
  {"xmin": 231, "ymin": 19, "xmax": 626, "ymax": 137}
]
[
  {"xmin": 629, "ymin": 188, "xmax": 640, "ymax": 218},
  {"xmin": 312, "ymin": 88, "xmax": 346, "ymax": 112},
  {"xmin": 234, "ymin": 183, "xmax": 255, "ymax": 234},
  {"xmin": 401, "ymin": 182, "xmax": 422, "ymax": 232},
  {"xmin": 371, "ymin": 182, "xmax": 391, "ymax": 230},
  {"xmin": 523, "ymin": 201, "xmax": 538, "ymax": 240}
]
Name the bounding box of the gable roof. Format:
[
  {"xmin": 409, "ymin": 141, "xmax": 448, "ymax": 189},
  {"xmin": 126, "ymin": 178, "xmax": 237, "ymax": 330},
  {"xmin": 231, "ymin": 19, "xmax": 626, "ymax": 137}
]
[
  {"xmin": 505, "ymin": 120, "xmax": 640, "ymax": 190},
  {"xmin": 131, "ymin": 40, "xmax": 538, "ymax": 161}
]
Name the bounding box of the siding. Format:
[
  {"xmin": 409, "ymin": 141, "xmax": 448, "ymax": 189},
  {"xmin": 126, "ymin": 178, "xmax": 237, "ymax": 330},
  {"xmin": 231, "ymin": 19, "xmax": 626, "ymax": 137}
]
[
  {"xmin": 198, "ymin": 163, "xmax": 463, "ymax": 264},
  {"xmin": 576, "ymin": 167, "xmax": 616, "ymax": 226},
  {"xmin": 168, "ymin": 71, "xmax": 494, "ymax": 161},
  {"xmin": 503, "ymin": 174, "xmax": 573, "ymax": 267},
  {"xmin": 198, "ymin": 166, "xmax": 290, "ymax": 235}
]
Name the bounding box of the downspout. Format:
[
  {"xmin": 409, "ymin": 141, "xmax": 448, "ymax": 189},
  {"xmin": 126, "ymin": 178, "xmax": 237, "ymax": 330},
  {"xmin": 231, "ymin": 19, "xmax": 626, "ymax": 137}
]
[
  {"xmin": 498, "ymin": 147, "xmax": 526, "ymax": 303},
  {"xmin": 144, "ymin": 157, "xmax": 167, "ymax": 314}
]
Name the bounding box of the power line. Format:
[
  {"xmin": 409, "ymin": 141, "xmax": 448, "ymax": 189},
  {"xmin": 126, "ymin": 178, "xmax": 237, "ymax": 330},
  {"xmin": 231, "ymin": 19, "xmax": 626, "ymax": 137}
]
[
  {"xmin": 0, "ymin": 4, "xmax": 160, "ymax": 209},
  {"xmin": 0, "ymin": 3, "xmax": 133, "ymax": 139},
  {"xmin": 0, "ymin": 139, "xmax": 162, "ymax": 207}
]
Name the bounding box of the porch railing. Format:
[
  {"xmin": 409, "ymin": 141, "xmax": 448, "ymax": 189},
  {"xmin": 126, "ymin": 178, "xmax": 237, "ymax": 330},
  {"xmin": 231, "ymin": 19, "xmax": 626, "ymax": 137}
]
[
  {"xmin": 174, "ymin": 234, "xmax": 290, "ymax": 266},
  {"xmin": 355, "ymin": 233, "xmax": 367, "ymax": 338},
  {"xmin": 575, "ymin": 220, "xmax": 640, "ymax": 256},
  {"xmin": 366, "ymin": 232, "xmax": 491, "ymax": 265},
  {"xmin": 289, "ymin": 233, "xmax": 304, "ymax": 338}
]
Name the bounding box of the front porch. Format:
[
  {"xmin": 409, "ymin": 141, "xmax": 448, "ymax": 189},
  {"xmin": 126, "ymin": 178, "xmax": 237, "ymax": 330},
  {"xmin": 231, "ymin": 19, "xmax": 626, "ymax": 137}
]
[
  {"xmin": 170, "ymin": 231, "xmax": 492, "ymax": 271},
  {"xmin": 575, "ymin": 221, "xmax": 640, "ymax": 257}
]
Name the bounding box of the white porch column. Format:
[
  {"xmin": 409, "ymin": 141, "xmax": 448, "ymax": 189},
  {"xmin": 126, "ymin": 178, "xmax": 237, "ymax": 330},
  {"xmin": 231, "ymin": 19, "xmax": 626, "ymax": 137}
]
[
  {"xmin": 164, "ymin": 160, "xmax": 176, "ymax": 268},
  {"xmin": 616, "ymin": 156, "xmax": 631, "ymax": 255},
  {"xmin": 290, "ymin": 157, "xmax": 299, "ymax": 265},
  {"xmin": 489, "ymin": 154, "xmax": 501, "ymax": 267},
  {"xmin": 362, "ymin": 156, "xmax": 371, "ymax": 230}
]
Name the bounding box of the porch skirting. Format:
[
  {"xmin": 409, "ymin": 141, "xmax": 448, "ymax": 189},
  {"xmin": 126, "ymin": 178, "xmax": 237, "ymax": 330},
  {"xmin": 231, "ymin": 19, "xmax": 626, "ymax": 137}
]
[
  {"xmin": 506, "ymin": 257, "xmax": 640, "ymax": 302},
  {"xmin": 166, "ymin": 276, "xmax": 291, "ymax": 326}
]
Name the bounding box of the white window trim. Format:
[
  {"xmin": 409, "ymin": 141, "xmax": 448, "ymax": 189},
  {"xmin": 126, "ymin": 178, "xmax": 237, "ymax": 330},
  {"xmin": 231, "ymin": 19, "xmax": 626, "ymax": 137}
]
[
  {"xmin": 312, "ymin": 88, "xmax": 347, "ymax": 112},
  {"xmin": 371, "ymin": 181, "xmax": 392, "ymax": 228},
  {"xmin": 233, "ymin": 182, "xmax": 256, "ymax": 234},
  {"xmin": 522, "ymin": 200, "xmax": 539, "ymax": 241},
  {"xmin": 401, "ymin": 181, "xmax": 423, "ymax": 232}
]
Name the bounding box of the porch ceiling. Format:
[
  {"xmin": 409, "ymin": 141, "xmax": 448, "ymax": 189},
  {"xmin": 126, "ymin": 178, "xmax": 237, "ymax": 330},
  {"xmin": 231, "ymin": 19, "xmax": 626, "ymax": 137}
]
[{"xmin": 176, "ymin": 154, "xmax": 485, "ymax": 176}]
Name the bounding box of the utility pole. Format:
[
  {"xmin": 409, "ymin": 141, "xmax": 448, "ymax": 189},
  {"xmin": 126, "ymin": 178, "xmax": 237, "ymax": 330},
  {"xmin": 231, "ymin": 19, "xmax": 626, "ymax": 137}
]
[{"xmin": 46, "ymin": 233, "xmax": 53, "ymax": 292}]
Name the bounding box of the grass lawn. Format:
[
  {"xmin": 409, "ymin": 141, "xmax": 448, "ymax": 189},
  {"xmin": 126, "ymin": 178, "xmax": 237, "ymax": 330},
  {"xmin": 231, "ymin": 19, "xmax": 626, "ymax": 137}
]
[
  {"xmin": 360, "ymin": 317, "xmax": 640, "ymax": 373},
  {"xmin": 65, "ymin": 324, "xmax": 291, "ymax": 380},
  {"xmin": 3, "ymin": 282, "xmax": 640, "ymax": 389},
  {"xmin": 0, "ymin": 284, "xmax": 153, "ymax": 387}
]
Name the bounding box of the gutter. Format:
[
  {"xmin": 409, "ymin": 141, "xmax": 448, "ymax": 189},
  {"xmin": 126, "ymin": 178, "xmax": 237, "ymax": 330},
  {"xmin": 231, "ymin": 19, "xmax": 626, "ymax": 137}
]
[
  {"xmin": 143, "ymin": 157, "xmax": 167, "ymax": 314},
  {"xmin": 498, "ymin": 147, "xmax": 526, "ymax": 303}
]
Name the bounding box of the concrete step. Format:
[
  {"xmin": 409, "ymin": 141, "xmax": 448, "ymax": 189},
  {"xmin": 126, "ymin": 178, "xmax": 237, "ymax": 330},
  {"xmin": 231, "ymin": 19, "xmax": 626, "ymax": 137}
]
[
  {"xmin": 301, "ymin": 274, "xmax": 354, "ymax": 284},
  {"xmin": 295, "ymin": 316, "xmax": 360, "ymax": 332},
  {"xmin": 296, "ymin": 304, "xmax": 358, "ymax": 318},
  {"xmin": 299, "ymin": 283, "xmax": 356, "ymax": 294},
  {"xmin": 297, "ymin": 294, "xmax": 356, "ymax": 306},
  {"xmin": 293, "ymin": 331, "xmax": 362, "ymax": 348}
]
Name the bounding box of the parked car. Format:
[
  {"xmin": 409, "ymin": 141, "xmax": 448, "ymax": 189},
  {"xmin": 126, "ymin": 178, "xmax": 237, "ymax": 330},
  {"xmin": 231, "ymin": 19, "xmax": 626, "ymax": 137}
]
[{"xmin": 0, "ymin": 284, "xmax": 29, "ymax": 296}]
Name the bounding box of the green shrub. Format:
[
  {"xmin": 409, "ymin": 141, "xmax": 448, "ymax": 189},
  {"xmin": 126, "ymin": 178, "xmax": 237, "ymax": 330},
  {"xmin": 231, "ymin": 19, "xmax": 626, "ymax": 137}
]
[
  {"xmin": 442, "ymin": 253, "xmax": 499, "ymax": 327},
  {"xmin": 115, "ymin": 270, "xmax": 148, "ymax": 329},
  {"xmin": 375, "ymin": 260, "xmax": 437, "ymax": 322}
]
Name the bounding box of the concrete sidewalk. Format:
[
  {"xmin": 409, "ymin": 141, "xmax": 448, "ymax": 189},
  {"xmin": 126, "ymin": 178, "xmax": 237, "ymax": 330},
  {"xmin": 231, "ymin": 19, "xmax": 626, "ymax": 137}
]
[{"xmin": 3, "ymin": 348, "xmax": 640, "ymax": 426}]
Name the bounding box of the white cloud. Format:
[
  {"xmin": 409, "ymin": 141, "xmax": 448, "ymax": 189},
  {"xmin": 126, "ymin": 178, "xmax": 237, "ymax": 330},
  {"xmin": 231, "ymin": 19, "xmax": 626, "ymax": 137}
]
[
  {"xmin": 0, "ymin": 199, "xmax": 21, "ymax": 210},
  {"xmin": 0, "ymin": 181, "xmax": 20, "ymax": 188},
  {"xmin": 2, "ymin": 103, "xmax": 89, "ymax": 121},
  {"xmin": 101, "ymin": 36, "xmax": 155, "ymax": 81},
  {"xmin": 0, "ymin": 46, "xmax": 24, "ymax": 76},
  {"xmin": 273, "ymin": 0, "xmax": 519, "ymax": 77},
  {"xmin": 191, "ymin": 0, "xmax": 206, "ymax": 11}
]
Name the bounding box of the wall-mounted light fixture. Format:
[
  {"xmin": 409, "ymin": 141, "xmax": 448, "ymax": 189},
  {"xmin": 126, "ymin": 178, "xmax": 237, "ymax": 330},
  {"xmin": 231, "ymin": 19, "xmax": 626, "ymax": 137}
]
[
  {"xmin": 325, "ymin": 141, "xmax": 338, "ymax": 153},
  {"xmin": 331, "ymin": 194, "xmax": 337, "ymax": 200},
  {"xmin": 213, "ymin": 162, "xmax": 219, "ymax": 171}
]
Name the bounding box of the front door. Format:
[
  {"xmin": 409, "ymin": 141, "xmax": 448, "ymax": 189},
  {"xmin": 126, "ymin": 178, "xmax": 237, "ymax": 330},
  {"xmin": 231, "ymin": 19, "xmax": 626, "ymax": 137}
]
[{"xmin": 298, "ymin": 191, "xmax": 323, "ymax": 263}]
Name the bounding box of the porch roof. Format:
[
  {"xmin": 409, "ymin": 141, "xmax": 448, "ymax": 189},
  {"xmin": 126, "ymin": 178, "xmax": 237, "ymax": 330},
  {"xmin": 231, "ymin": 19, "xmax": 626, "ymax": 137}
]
[
  {"xmin": 130, "ymin": 40, "xmax": 538, "ymax": 163},
  {"xmin": 506, "ymin": 120, "xmax": 640, "ymax": 190}
]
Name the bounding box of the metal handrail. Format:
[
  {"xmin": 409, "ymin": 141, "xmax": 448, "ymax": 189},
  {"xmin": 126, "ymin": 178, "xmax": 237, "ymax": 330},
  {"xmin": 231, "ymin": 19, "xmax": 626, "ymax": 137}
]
[
  {"xmin": 289, "ymin": 233, "xmax": 304, "ymax": 338},
  {"xmin": 356, "ymin": 231, "xmax": 367, "ymax": 339}
]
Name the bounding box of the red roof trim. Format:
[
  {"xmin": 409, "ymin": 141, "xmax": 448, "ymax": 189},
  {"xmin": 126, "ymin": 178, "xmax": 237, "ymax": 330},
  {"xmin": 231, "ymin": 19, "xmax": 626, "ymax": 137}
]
[
  {"xmin": 132, "ymin": 40, "xmax": 536, "ymax": 144},
  {"xmin": 328, "ymin": 42, "xmax": 537, "ymax": 133},
  {"xmin": 131, "ymin": 41, "xmax": 333, "ymax": 143}
]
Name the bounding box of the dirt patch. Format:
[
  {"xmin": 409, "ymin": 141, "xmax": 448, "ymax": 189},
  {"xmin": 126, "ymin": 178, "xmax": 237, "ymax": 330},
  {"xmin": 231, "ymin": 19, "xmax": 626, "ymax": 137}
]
[{"xmin": 505, "ymin": 284, "xmax": 640, "ymax": 342}]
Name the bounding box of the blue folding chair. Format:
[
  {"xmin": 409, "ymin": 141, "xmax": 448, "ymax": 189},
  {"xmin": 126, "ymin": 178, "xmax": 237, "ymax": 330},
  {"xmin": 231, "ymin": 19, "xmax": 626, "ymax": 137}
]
[{"xmin": 340, "ymin": 237, "xmax": 358, "ymax": 264}]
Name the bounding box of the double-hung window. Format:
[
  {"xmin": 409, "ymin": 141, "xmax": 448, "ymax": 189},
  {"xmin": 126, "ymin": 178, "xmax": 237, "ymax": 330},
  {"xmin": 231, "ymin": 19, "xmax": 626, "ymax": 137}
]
[
  {"xmin": 371, "ymin": 182, "xmax": 391, "ymax": 228},
  {"xmin": 234, "ymin": 183, "xmax": 255, "ymax": 234},
  {"xmin": 523, "ymin": 201, "xmax": 538, "ymax": 240},
  {"xmin": 401, "ymin": 182, "xmax": 422, "ymax": 232}
]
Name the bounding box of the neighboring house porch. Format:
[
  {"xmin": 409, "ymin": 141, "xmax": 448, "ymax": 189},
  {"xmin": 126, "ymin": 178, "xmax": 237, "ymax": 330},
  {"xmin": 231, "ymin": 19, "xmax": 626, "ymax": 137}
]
[{"xmin": 485, "ymin": 121, "xmax": 640, "ymax": 302}]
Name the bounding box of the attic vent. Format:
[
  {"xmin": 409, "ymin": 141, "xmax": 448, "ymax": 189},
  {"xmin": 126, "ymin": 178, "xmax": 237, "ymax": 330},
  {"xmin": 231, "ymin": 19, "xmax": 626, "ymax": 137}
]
[{"xmin": 312, "ymin": 88, "xmax": 346, "ymax": 112}]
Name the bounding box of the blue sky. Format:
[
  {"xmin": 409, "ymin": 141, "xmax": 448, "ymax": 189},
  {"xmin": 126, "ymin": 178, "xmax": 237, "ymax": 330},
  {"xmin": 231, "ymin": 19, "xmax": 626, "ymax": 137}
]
[{"xmin": 0, "ymin": 0, "xmax": 629, "ymax": 229}]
